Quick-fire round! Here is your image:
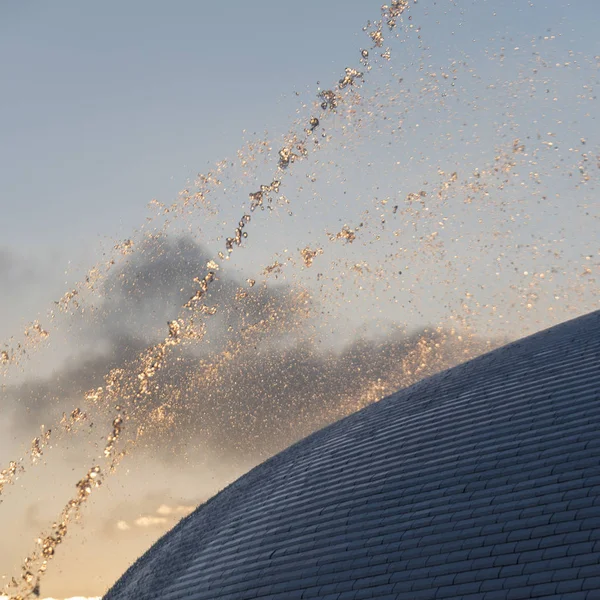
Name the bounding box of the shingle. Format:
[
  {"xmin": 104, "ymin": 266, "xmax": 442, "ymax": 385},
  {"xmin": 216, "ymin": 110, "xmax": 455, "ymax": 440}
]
[
  {"xmin": 517, "ymin": 549, "xmax": 546, "ymax": 565},
  {"xmin": 408, "ymin": 589, "xmax": 437, "ymax": 600},
  {"xmin": 493, "ymin": 553, "xmax": 521, "ymax": 567},
  {"xmin": 568, "ymin": 496, "xmax": 597, "ymax": 511},
  {"xmin": 479, "ymin": 578, "xmax": 506, "ymax": 592},
  {"xmin": 317, "ymin": 572, "xmax": 343, "ymax": 586},
  {"xmin": 256, "ymin": 585, "xmax": 284, "ymax": 599},
  {"xmin": 401, "ymin": 556, "xmax": 429, "ymax": 571},
  {"xmin": 565, "ymin": 530, "xmax": 593, "ymax": 546},
  {"xmin": 536, "ymin": 594, "xmax": 589, "ymax": 600},
  {"xmin": 502, "ymin": 574, "xmax": 530, "ymax": 589},
  {"xmin": 567, "ymin": 540, "xmax": 595, "ymax": 556},
  {"xmin": 547, "ymin": 555, "xmax": 576, "ymax": 570},
  {"xmin": 300, "ymin": 585, "xmax": 323, "ymax": 599},
  {"xmin": 452, "ymin": 565, "xmax": 481, "ymax": 585},
  {"xmin": 530, "ymin": 582, "xmax": 558, "ymax": 597},
  {"xmin": 499, "ymin": 564, "xmax": 526, "ymax": 578},
  {"xmin": 430, "ymin": 574, "xmax": 457, "ymax": 589},
  {"xmin": 541, "ymin": 545, "xmax": 569, "ymax": 559},
  {"xmin": 581, "ymin": 516, "xmax": 600, "ymax": 530},
  {"xmin": 507, "ymin": 529, "xmax": 532, "ymax": 543},
  {"xmin": 353, "ymin": 583, "xmax": 395, "ymax": 599},
  {"xmin": 576, "ymin": 505, "xmax": 600, "ymax": 519},
  {"xmin": 443, "ymin": 549, "xmax": 473, "ymax": 564},
  {"xmin": 555, "ymin": 578, "xmax": 583, "ymax": 593},
  {"xmin": 578, "ymin": 565, "xmax": 600, "ymax": 579},
  {"xmin": 513, "ymin": 538, "xmax": 542, "ymax": 553},
  {"xmin": 492, "ymin": 541, "xmax": 519, "ymax": 556},
  {"xmin": 424, "ymin": 552, "xmax": 451, "ymax": 567},
  {"xmin": 435, "ymin": 581, "xmax": 482, "ymax": 597},
  {"xmin": 391, "ymin": 580, "xmax": 414, "ymax": 594},
  {"xmin": 506, "ymin": 587, "xmax": 534, "ymax": 600},
  {"xmin": 549, "ymin": 566, "xmax": 580, "ymax": 582},
  {"xmin": 538, "ymin": 533, "xmax": 568, "ymax": 549},
  {"xmin": 474, "ymin": 567, "xmax": 502, "ymax": 581},
  {"xmin": 334, "ymin": 580, "xmax": 355, "ymax": 594},
  {"xmin": 549, "ymin": 509, "xmax": 579, "ymax": 524},
  {"xmin": 526, "ymin": 569, "xmax": 554, "ymax": 586},
  {"xmin": 319, "ymin": 583, "xmax": 341, "ymax": 596},
  {"xmin": 483, "ymin": 591, "xmax": 512, "ymax": 600},
  {"xmin": 582, "ymin": 576, "xmax": 600, "ymax": 591},
  {"xmin": 469, "ymin": 545, "xmax": 495, "ymax": 560},
  {"xmin": 353, "ymin": 573, "xmax": 390, "ymax": 589}
]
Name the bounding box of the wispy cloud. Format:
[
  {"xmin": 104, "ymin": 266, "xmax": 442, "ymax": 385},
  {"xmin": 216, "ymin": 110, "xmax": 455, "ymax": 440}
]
[
  {"xmin": 115, "ymin": 502, "xmax": 195, "ymax": 531},
  {"xmin": 133, "ymin": 516, "xmax": 168, "ymax": 528},
  {"xmin": 156, "ymin": 504, "xmax": 195, "ymax": 516}
]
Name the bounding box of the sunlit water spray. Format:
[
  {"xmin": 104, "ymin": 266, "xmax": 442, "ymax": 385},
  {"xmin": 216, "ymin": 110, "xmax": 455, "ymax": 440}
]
[{"xmin": 1, "ymin": 1, "xmax": 598, "ymax": 597}]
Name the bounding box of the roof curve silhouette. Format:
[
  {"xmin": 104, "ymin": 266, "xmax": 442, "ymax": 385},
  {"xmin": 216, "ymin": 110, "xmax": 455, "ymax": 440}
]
[{"xmin": 105, "ymin": 310, "xmax": 600, "ymax": 600}]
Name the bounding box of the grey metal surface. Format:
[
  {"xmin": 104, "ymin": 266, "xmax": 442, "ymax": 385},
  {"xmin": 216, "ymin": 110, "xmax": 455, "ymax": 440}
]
[{"xmin": 104, "ymin": 310, "xmax": 600, "ymax": 600}]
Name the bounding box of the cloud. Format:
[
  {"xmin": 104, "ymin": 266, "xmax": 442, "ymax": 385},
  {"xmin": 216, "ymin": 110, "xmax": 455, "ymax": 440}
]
[
  {"xmin": 3, "ymin": 234, "xmax": 306, "ymax": 429},
  {"xmin": 114, "ymin": 502, "xmax": 196, "ymax": 533},
  {"xmin": 4, "ymin": 234, "xmax": 497, "ymax": 467},
  {"xmin": 90, "ymin": 235, "xmax": 303, "ymax": 353},
  {"xmin": 133, "ymin": 516, "xmax": 168, "ymax": 528},
  {"xmin": 156, "ymin": 504, "xmax": 195, "ymax": 516}
]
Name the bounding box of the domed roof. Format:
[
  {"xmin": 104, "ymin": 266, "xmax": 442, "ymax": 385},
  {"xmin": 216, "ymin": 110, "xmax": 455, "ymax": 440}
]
[{"xmin": 105, "ymin": 310, "xmax": 600, "ymax": 600}]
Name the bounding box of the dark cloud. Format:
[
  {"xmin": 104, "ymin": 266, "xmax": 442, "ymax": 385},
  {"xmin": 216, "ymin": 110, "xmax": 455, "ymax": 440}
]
[
  {"xmin": 4, "ymin": 235, "xmax": 305, "ymax": 429},
  {"xmin": 4, "ymin": 234, "xmax": 497, "ymax": 468},
  {"xmin": 88, "ymin": 235, "xmax": 304, "ymax": 353}
]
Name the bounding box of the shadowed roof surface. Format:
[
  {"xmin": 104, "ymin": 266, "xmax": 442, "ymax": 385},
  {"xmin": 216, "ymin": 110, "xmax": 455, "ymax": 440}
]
[{"xmin": 105, "ymin": 310, "xmax": 600, "ymax": 600}]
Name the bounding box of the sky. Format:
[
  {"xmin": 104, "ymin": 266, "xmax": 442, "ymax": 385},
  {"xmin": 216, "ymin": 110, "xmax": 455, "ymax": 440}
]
[
  {"xmin": 0, "ymin": 1, "xmax": 598, "ymax": 598},
  {"xmin": 0, "ymin": 1, "xmax": 375, "ymax": 248}
]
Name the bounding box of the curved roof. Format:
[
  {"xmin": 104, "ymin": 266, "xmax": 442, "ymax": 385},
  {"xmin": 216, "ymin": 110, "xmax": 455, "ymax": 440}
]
[{"xmin": 105, "ymin": 310, "xmax": 600, "ymax": 600}]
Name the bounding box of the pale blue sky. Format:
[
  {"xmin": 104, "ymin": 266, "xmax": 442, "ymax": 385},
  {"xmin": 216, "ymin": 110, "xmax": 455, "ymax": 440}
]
[
  {"xmin": 1, "ymin": 0, "xmax": 597, "ymax": 252},
  {"xmin": 0, "ymin": 1, "xmax": 377, "ymax": 250}
]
